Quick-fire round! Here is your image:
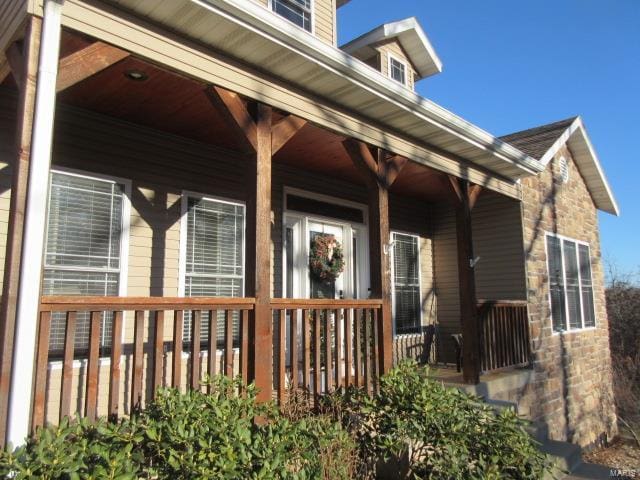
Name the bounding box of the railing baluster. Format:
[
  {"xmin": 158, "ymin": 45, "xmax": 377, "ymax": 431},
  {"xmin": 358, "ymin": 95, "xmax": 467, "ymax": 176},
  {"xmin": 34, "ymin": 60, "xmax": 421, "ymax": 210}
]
[
  {"xmin": 363, "ymin": 309, "xmax": 371, "ymax": 394},
  {"xmin": 60, "ymin": 311, "xmax": 77, "ymax": 421},
  {"xmin": 32, "ymin": 311, "xmax": 51, "ymax": 430},
  {"xmin": 191, "ymin": 310, "xmax": 201, "ymax": 391},
  {"xmin": 208, "ymin": 309, "xmax": 217, "ymax": 381},
  {"xmin": 302, "ymin": 309, "xmax": 310, "ymax": 392},
  {"xmin": 314, "ymin": 309, "xmax": 321, "ymax": 404},
  {"xmin": 153, "ymin": 311, "xmax": 165, "ymax": 395},
  {"xmin": 354, "ymin": 308, "xmax": 361, "ymax": 388},
  {"xmin": 278, "ymin": 309, "xmax": 286, "ymax": 403},
  {"xmin": 241, "ymin": 309, "xmax": 249, "ymax": 386},
  {"xmin": 172, "ymin": 310, "xmax": 183, "ymax": 390},
  {"xmin": 131, "ymin": 310, "xmax": 145, "ymax": 411},
  {"xmin": 372, "ymin": 308, "xmax": 380, "ymax": 394},
  {"xmin": 109, "ymin": 311, "xmax": 123, "ymax": 420},
  {"xmin": 345, "ymin": 308, "xmax": 352, "ymax": 388},
  {"xmin": 225, "ymin": 309, "xmax": 234, "ymax": 378},
  {"xmin": 334, "ymin": 308, "xmax": 342, "ymax": 390},
  {"xmin": 324, "ymin": 309, "xmax": 332, "ymax": 393},
  {"xmin": 290, "ymin": 308, "xmax": 298, "ymax": 391},
  {"xmin": 85, "ymin": 311, "xmax": 101, "ymax": 421}
]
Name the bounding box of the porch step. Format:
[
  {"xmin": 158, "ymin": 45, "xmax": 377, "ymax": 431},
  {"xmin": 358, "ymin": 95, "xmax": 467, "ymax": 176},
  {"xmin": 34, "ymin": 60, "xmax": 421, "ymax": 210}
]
[{"xmin": 539, "ymin": 439, "xmax": 583, "ymax": 479}]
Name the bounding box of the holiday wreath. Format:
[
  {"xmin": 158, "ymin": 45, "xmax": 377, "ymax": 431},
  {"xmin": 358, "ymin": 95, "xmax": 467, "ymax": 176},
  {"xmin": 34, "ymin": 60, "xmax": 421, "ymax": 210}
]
[{"xmin": 309, "ymin": 234, "xmax": 345, "ymax": 283}]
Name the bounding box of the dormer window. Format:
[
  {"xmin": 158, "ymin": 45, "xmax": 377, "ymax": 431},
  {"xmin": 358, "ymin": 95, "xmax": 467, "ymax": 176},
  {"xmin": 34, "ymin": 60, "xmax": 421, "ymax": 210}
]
[
  {"xmin": 271, "ymin": 0, "xmax": 312, "ymax": 32},
  {"xmin": 388, "ymin": 55, "xmax": 407, "ymax": 86}
]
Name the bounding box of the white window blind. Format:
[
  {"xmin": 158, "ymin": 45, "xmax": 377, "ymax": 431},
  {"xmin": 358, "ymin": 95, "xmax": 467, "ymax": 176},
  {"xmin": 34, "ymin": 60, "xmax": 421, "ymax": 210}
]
[
  {"xmin": 389, "ymin": 57, "xmax": 407, "ymax": 86},
  {"xmin": 183, "ymin": 196, "xmax": 245, "ymax": 346},
  {"xmin": 392, "ymin": 233, "xmax": 421, "ymax": 334},
  {"xmin": 44, "ymin": 171, "xmax": 126, "ymax": 353},
  {"xmin": 546, "ymin": 234, "xmax": 596, "ymax": 331},
  {"xmin": 272, "ymin": 0, "xmax": 312, "ymax": 32}
]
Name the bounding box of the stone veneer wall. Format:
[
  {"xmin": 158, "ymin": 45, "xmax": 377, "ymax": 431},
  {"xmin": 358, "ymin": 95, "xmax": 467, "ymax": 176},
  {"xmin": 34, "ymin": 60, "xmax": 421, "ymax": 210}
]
[{"xmin": 514, "ymin": 145, "xmax": 617, "ymax": 447}]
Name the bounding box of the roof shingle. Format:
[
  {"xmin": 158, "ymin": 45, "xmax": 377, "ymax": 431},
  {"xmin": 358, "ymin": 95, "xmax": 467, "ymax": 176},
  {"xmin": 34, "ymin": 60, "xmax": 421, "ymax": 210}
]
[{"xmin": 499, "ymin": 117, "xmax": 577, "ymax": 160}]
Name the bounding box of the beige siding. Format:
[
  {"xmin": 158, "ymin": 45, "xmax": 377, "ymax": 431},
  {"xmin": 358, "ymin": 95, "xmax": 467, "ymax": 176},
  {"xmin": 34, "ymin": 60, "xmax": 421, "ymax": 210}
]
[
  {"xmin": 432, "ymin": 192, "xmax": 527, "ymax": 363},
  {"xmin": 0, "ymin": 0, "xmax": 25, "ymax": 54},
  {"xmin": 251, "ymin": 0, "xmax": 335, "ymax": 45},
  {"xmin": 375, "ymin": 39, "xmax": 418, "ymax": 91}
]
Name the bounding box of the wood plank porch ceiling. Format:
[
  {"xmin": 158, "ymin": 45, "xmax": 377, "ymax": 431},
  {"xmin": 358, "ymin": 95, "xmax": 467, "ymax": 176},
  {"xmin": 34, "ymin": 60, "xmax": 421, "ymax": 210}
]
[{"xmin": 0, "ymin": 30, "xmax": 450, "ymax": 202}]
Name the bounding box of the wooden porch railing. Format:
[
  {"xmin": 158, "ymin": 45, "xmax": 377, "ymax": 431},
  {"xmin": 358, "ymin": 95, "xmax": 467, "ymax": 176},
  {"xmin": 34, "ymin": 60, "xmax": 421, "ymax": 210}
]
[
  {"xmin": 478, "ymin": 300, "xmax": 530, "ymax": 373},
  {"xmin": 33, "ymin": 297, "xmax": 384, "ymax": 428},
  {"xmin": 270, "ymin": 299, "xmax": 384, "ymax": 406}
]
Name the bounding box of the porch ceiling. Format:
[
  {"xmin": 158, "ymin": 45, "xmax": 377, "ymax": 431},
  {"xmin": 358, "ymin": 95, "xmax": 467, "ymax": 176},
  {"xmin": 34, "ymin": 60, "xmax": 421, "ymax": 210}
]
[{"xmin": 0, "ymin": 30, "xmax": 453, "ymax": 203}]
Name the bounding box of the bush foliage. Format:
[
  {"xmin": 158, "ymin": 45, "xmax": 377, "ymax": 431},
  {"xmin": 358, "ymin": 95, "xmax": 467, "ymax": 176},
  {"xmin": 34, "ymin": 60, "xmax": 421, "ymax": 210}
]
[{"xmin": 0, "ymin": 363, "xmax": 549, "ymax": 479}]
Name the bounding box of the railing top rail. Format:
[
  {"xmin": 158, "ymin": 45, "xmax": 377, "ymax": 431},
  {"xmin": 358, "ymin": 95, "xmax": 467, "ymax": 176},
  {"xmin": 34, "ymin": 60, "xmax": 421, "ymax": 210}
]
[
  {"xmin": 39, "ymin": 296, "xmax": 257, "ymax": 312},
  {"xmin": 477, "ymin": 299, "xmax": 528, "ymax": 308},
  {"xmin": 269, "ymin": 298, "xmax": 383, "ymax": 308}
]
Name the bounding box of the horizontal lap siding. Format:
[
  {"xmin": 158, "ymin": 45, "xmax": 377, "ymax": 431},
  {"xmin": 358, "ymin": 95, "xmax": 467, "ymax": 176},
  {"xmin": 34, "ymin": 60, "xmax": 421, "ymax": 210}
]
[
  {"xmin": 375, "ymin": 40, "xmax": 418, "ymax": 91},
  {"xmin": 251, "ymin": 0, "xmax": 335, "ymax": 45},
  {"xmin": 0, "ymin": 0, "xmax": 26, "ymax": 53},
  {"xmin": 432, "ymin": 193, "xmax": 527, "ymax": 363}
]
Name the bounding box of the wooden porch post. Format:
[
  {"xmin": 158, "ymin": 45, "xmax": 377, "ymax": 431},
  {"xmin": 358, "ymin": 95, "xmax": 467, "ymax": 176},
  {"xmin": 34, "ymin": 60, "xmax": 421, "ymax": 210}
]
[
  {"xmin": 448, "ymin": 176, "xmax": 483, "ymax": 384},
  {"xmin": 343, "ymin": 140, "xmax": 407, "ymax": 375},
  {"xmin": 246, "ymin": 103, "xmax": 273, "ymax": 402},
  {"xmin": 0, "ymin": 16, "xmax": 42, "ymax": 448},
  {"xmin": 6, "ymin": 0, "xmax": 63, "ymax": 446}
]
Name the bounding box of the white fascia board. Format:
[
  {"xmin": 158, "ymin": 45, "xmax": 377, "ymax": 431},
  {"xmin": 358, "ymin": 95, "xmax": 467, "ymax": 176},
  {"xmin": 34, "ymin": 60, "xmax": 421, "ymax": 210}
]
[
  {"xmin": 538, "ymin": 117, "xmax": 619, "ymax": 216},
  {"xmin": 196, "ymin": 0, "xmax": 543, "ymax": 176}
]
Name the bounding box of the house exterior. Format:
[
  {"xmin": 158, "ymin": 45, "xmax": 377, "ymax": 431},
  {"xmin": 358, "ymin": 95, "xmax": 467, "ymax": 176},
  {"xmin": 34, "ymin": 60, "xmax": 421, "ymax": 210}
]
[{"xmin": 0, "ymin": 0, "xmax": 618, "ymax": 449}]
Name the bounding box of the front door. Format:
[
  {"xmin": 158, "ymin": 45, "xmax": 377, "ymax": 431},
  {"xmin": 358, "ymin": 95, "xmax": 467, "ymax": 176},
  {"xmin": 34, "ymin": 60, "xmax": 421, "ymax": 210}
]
[{"xmin": 284, "ymin": 214, "xmax": 368, "ymax": 300}]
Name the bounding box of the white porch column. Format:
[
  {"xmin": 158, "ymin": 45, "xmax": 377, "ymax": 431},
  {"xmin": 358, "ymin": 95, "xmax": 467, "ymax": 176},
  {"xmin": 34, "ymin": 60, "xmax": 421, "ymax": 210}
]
[{"xmin": 7, "ymin": 0, "xmax": 63, "ymax": 446}]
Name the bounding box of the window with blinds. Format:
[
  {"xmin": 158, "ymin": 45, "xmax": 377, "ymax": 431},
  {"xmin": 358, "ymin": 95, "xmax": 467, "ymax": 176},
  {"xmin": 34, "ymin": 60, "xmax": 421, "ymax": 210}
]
[
  {"xmin": 44, "ymin": 171, "xmax": 127, "ymax": 354},
  {"xmin": 271, "ymin": 0, "xmax": 312, "ymax": 32},
  {"xmin": 546, "ymin": 234, "xmax": 596, "ymax": 331},
  {"xmin": 391, "ymin": 233, "xmax": 421, "ymax": 335},
  {"xmin": 182, "ymin": 196, "xmax": 245, "ymax": 347}
]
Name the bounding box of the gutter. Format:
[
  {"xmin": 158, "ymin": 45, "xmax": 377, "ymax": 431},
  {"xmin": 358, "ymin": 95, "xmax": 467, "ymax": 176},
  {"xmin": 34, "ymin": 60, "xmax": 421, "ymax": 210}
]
[{"xmin": 196, "ymin": 0, "xmax": 544, "ymax": 176}]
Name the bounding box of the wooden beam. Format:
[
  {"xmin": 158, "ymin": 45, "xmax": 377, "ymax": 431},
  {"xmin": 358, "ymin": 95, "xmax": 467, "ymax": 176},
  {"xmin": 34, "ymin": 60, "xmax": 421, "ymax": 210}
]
[
  {"xmin": 5, "ymin": 42, "xmax": 24, "ymax": 89},
  {"xmin": 56, "ymin": 41, "xmax": 129, "ymax": 92},
  {"xmin": 468, "ymin": 184, "xmax": 483, "ymax": 210},
  {"xmin": 206, "ymin": 85, "xmax": 257, "ymax": 152},
  {"xmin": 343, "ymin": 139, "xmax": 407, "ymax": 188},
  {"xmin": 271, "ymin": 115, "xmax": 306, "ymax": 154},
  {"xmin": 0, "ymin": 16, "xmax": 41, "ymax": 448},
  {"xmin": 245, "ymin": 103, "xmax": 273, "ymax": 403},
  {"xmin": 452, "ymin": 177, "xmax": 481, "ymax": 384}
]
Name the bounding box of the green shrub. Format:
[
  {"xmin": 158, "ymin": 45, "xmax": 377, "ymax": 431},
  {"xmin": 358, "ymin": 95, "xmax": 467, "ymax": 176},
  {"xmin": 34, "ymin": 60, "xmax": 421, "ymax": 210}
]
[
  {"xmin": 322, "ymin": 361, "xmax": 551, "ymax": 480},
  {"xmin": 0, "ymin": 375, "xmax": 356, "ymax": 480}
]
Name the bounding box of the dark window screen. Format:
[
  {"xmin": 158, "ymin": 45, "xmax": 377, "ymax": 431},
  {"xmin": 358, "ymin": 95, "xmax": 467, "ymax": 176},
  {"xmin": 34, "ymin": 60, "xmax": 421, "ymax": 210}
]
[{"xmin": 287, "ymin": 195, "xmax": 364, "ymax": 224}]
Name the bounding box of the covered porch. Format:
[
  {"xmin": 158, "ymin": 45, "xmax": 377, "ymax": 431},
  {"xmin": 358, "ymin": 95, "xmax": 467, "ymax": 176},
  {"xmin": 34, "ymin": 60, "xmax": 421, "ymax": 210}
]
[{"xmin": 0, "ymin": 14, "xmax": 530, "ymax": 442}]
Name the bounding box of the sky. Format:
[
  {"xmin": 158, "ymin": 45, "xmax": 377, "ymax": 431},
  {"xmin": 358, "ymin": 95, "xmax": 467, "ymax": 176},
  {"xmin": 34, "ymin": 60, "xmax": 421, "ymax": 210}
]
[{"xmin": 338, "ymin": 0, "xmax": 640, "ymax": 275}]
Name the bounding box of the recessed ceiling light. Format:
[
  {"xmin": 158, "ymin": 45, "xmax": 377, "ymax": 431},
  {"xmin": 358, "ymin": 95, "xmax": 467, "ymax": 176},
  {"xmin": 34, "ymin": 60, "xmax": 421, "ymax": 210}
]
[{"xmin": 124, "ymin": 70, "xmax": 148, "ymax": 82}]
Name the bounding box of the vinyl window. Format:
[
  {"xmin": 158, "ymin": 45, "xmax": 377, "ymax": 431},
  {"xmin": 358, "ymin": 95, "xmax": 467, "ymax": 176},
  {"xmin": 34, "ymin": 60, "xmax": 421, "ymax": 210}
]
[
  {"xmin": 391, "ymin": 232, "xmax": 421, "ymax": 334},
  {"xmin": 44, "ymin": 171, "xmax": 129, "ymax": 354},
  {"xmin": 271, "ymin": 0, "xmax": 312, "ymax": 32},
  {"xmin": 181, "ymin": 196, "xmax": 245, "ymax": 346},
  {"xmin": 546, "ymin": 233, "xmax": 596, "ymax": 331},
  {"xmin": 388, "ymin": 55, "xmax": 407, "ymax": 86}
]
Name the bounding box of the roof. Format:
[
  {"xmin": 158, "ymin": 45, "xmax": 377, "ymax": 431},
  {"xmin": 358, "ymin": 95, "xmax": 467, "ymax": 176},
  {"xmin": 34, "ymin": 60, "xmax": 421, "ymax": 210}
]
[
  {"xmin": 336, "ymin": 0, "xmax": 351, "ymax": 6},
  {"xmin": 500, "ymin": 118, "xmax": 619, "ymax": 215},
  {"xmin": 340, "ymin": 17, "xmax": 442, "ymax": 79}
]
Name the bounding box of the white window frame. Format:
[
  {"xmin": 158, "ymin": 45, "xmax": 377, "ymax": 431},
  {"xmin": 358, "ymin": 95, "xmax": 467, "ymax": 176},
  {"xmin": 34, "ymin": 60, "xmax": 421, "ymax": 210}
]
[
  {"xmin": 387, "ymin": 53, "xmax": 408, "ymax": 86},
  {"xmin": 390, "ymin": 231, "xmax": 423, "ymax": 337},
  {"xmin": 44, "ymin": 167, "xmax": 131, "ymax": 356},
  {"xmin": 178, "ymin": 190, "xmax": 246, "ymax": 299},
  {"xmin": 282, "ymin": 186, "xmax": 369, "ymax": 300},
  {"xmin": 268, "ymin": 0, "xmax": 315, "ymax": 35},
  {"xmin": 544, "ymin": 232, "xmax": 596, "ymax": 334}
]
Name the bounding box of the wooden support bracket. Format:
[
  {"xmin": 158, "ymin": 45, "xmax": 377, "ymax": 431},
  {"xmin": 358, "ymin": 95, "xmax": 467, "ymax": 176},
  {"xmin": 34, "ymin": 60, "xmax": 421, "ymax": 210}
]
[
  {"xmin": 206, "ymin": 85, "xmax": 258, "ymax": 152},
  {"xmin": 56, "ymin": 41, "xmax": 130, "ymax": 92},
  {"xmin": 5, "ymin": 42, "xmax": 24, "ymax": 89},
  {"xmin": 342, "ymin": 139, "xmax": 407, "ymax": 188},
  {"xmin": 272, "ymin": 114, "xmax": 307, "ymax": 154}
]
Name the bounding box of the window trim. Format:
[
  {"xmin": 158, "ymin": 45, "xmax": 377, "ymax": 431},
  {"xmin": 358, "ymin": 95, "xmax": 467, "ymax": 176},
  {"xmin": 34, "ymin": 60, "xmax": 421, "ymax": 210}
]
[
  {"xmin": 178, "ymin": 190, "xmax": 247, "ymax": 299},
  {"xmin": 44, "ymin": 167, "xmax": 131, "ymax": 355},
  {"xmin": 544, "ymin": 232, "xmax": 597, "ymax": 334},
  {"xmin": 268, "ymin": 0, "xmax": 315, "ymax": 35},
  {"xmin": 390, "ymin": 230, "xmax": 423, "ymax": 337},
  {"xmin": 387, "ymin": 53, "xmax": 408, "ymax": 87}
]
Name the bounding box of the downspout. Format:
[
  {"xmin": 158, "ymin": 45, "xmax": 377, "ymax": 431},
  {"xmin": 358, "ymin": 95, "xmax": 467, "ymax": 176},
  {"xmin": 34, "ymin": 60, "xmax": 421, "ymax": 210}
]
[{"xmin": 7, "ymin": 0, "xmax": 63, "ymax": 447}]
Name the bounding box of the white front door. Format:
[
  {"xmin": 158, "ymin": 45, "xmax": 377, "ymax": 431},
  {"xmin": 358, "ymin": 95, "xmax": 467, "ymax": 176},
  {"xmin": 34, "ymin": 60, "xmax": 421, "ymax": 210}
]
[{"xmin": 284, "ymin": 215, "xmax": 368, "ymax": 300}]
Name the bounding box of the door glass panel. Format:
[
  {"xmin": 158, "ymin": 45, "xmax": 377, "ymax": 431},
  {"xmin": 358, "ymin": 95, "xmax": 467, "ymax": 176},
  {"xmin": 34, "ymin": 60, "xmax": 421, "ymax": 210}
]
[{"xmin": 310, "ymin": 230, "xmax": 336, "ymax": 299}]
